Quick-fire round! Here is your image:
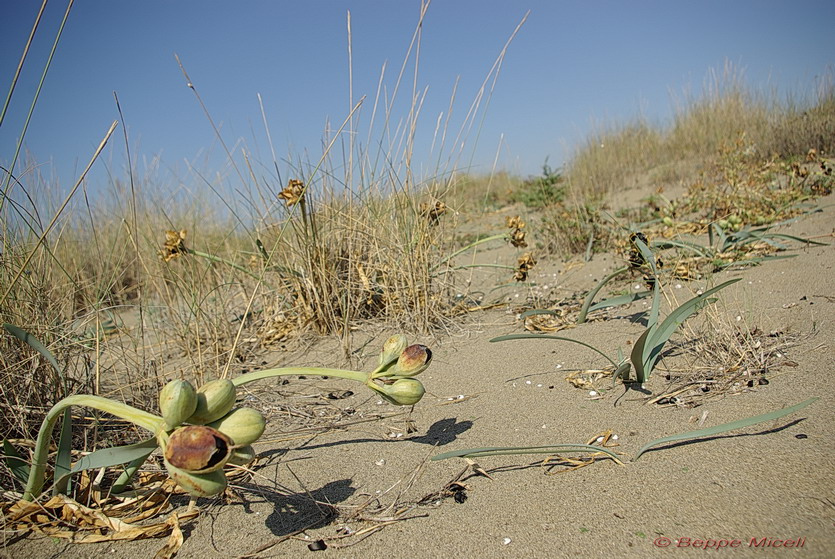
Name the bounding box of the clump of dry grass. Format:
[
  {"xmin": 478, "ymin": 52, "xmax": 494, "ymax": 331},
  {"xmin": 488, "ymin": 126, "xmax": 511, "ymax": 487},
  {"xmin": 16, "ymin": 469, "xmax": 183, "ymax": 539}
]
[
  {"xmin": 537, "ymin": 64, "xmax": 835, "ymax": 258},
  {"xmin": 649, "ymin": 308, "xmax": 809, "ymax": 408}
]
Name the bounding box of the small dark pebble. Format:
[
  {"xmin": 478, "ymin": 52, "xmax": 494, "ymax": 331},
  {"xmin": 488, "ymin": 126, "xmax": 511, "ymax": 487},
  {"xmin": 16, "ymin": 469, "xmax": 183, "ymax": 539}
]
[
  {"xmin": 453, "ymin": 491, "xmax": 468, "ymax": 504},
  {"xmin": 701, "ymin": 386, "xmax": 710, "ymax": 392},
  {"xmin": 307, "ymin": 540, "xmax": 327, "ymax": 551},
  {"xmin": 746, "ymin": 379, "xmax": 755, "ymax": 387},
  {"xmin": 656, "ymin": 397, "xmax": 672, "ymax": 405},
  {"xmin": 795, "ymin": 434, "xmax": 808, "ymax": 440},
  {"xmin": 298, "ymin": 375, "xmax": 306, "ymax": 379},
  {"xmin": 261, "ymin": 361, "xmax": 268, "ymax": 365},
  {"xmin": 280, "ymin": 379, "xmax": 290, "ymax": 385},
  {"xmin": 549, "ymin": 385, "xmax": 555, "ymax": 389},
  {"xmin": 758, "ymin": 378, "xmax": 769, "ymax": 385}
]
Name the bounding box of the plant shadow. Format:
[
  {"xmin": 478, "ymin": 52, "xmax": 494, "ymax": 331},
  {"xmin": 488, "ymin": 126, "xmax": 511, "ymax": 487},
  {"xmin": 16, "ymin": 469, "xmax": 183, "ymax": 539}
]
[{"xmin": 277, "ymin": 417, "xmax": 474, "ymax": 452}]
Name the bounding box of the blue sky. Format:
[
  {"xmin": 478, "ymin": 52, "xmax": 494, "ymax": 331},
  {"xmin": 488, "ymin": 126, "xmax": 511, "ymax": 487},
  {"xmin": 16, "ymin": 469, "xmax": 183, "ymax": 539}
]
[{"xmin": 1, "ymin": 0, "xmax": 834, "ymax": 197}]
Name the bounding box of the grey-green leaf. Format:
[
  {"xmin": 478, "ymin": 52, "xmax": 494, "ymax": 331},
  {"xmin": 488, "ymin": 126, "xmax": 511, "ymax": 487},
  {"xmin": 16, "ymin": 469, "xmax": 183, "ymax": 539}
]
[
  {"xmin": 634, "ymin": 398, "xmax": 818, "ymax": 460},
  {"xmin": 3, "ymin": 439, "xmax": 31, "ymax": 484},
  {"xmin": 432, "ymin": 443, "xmax": 622, "ymax": 462}
]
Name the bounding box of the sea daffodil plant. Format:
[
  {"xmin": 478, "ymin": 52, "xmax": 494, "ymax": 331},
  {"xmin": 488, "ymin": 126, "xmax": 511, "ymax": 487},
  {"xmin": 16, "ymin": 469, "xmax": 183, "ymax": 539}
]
[{"xmin": 15, "ymin": 333, "xmax": 432, "ymax": 501}]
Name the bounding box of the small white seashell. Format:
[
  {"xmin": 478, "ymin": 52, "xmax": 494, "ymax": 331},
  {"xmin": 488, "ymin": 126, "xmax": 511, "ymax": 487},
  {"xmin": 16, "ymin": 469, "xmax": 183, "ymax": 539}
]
[
  {"xmin": 502, "ymin": 538, "xmax": 512, "ymax": 545},
  {"xmin": 589, "ymin": 390, "xmax": 598, "ymax": 397}
]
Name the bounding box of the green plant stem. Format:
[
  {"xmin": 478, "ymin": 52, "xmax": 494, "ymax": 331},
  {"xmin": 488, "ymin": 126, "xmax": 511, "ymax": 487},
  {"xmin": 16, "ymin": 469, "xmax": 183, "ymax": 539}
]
[
  {"xmin": 187, "ymin": 248, "xmax": 265, "ymax": 283},
  {"xmin": 233, "ymin": 367, "xmax": 369, "ymax": 387},
  {"xmin": 577, "ymin": 266, "xmax": 628, "ymax": 323},
  {"xmin": 23, "ymin": 396, "xmax": 164, "ymax": 501},
  {"xmin": 434, "ymin": 233, "xmax": 509, "ymax": 270}
]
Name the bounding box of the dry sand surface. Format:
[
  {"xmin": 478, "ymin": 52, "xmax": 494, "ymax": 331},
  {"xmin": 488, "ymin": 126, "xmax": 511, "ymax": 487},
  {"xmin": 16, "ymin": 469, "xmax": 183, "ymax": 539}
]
[{"xmin": 6, "ymin": 191, "xmax": 835, "ymax": 559}]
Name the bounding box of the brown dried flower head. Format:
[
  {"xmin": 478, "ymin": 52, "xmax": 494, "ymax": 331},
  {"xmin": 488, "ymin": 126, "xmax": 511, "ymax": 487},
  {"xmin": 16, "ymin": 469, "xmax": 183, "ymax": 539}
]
[
  {"xmin": 420, "ymin": 201, "xmax": 447, "ymax": 224},
  {"xmin": 506, "ymin": 216, "xmax": 527, "ymax": 247},
  {"xmin": 514, "ymin": 252, "xmax": 536, "ymax": 281},
  {"xmin": 160, "ymin": 229, "xmax": 187, "ymax": 262},
  {"xmin": 510, "ymin": 228, "xmax": 527, "ymax": 248},
  {"xmin": 505, "ymin": 215, "xmax": 525, "ymax": 230},
  {"xmin": 279, "ymin": 179, "xmax": 305, "ymax": 206}
]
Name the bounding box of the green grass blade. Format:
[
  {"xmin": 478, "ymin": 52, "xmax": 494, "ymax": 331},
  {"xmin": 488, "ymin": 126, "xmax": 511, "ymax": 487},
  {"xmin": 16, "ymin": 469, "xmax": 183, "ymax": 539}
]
[
  {"xmin": 647, "ymin": 281, "xmax": 661, "ymax": 331},
  {"xmin": 632, "ymin": 237, "xmax": 657, "ymax": 276},
  {"xmin": 717, "ymin": 254, "xmax": 796, "ymax": 269},
  {"xmin": 4, "ymin": 323, "xmax": 62, "ymax": 378},
  {"xmin": 490, "ymin": 334, "xmax": 617, "ymax": 368},
  {"xmin": 3, "ymin": 439, "xmax": 31, "ymax": 484},
  {"xmin": 712, "ymin": 223, "xmax": 728, "ymax": 251},
  {"xmin": 432, "ymin": 443, "xmax": 622, "ymax": 462},
  {"xmin": 633, "ymin": 398, "xmax": 818, "ymax": 461},
  {"xmin": 759, "ymin": 233, "xmax": 828, "ymax": 246},
  {"xmin": 52, "ymin": 410, "xmax": 73, "ymax": 495},
  {"xmin": 587, "ymin": 291, "xmax": 652, "ymax": 313},
  {"xmin": 577, "ymin": 266, "xmax": 628, "ymax": 323},
  {"xmin": 111, "ymin": 451, "xmax": 155, "ymax": 494},
  {"xmin": 434, "ymin": 233, "xmax": 508, "ymax": 270},
  {"xmin": 630, "ymin": 326, "xmax": 653, "ymax": 384},
  {"xmin": 51, "ymin": 437, "xmax": 158, "ymax": 493},
  {"xmin": 651, "ymin": 239, "xmax": 711, "ymax": 258}
]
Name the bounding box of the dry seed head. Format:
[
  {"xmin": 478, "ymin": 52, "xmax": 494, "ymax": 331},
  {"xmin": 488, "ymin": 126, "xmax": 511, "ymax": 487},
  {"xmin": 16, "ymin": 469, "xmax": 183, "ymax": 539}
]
[
  {"xmin": 510, "ymin": 228, "xmax": 527, "ymax": 248},
  {"xmin": 514, "ymin": 252, "xmax": 536, "ymax": 281},
  {"xmin": 420, "ymin": 201, "xmax": 447, "ymax": 224},
  {"xmin": 164, "ymin": 425, "xmax": 233, "ymax": 474},
  {"xmin": 389, "ymin": 344, "xmax": 432, "ymax": 377},
  {"xmin": 278, "ymin": 179, "xmax": 305, "ymax": 206},
  {"xmin": 505, "ymin": 215, "xmax": 525, "ymax": 230},
  {"xmin": 160, "ymin": 229, "xmax": 187, "ymax": 262}
]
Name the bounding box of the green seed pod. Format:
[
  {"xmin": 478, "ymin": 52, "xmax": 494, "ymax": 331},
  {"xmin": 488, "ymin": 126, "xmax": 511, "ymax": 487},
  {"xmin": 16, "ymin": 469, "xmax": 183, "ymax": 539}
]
[
  {"xmin": 159, "ymin": 379, "xmax": 198, "ymax": 430},
  {"xmin": 227, "ymin": 445, "xmax": 256, "ymax": 466},
  {"xmin": 187, "ymin": 379, "xmax": 236, "ymax": 424},
  {"xmin": 662, "ymin": 216, "xmax": 673, "ymax": 227},
  {"xmin": 379, "ymin": 334, "xmax": 409, "ymax": 368},
  {"xmin": 387, "ymin": 344, "xmax": 432, "ymax": 378},
  {"xmin": 378, "ymin": 378, "xmax": 425, "ymax": 406},
  {"xmin": 164, "ymin": 456, "xmax": 228, "ymax": 497},
  {"xmin": 208, "ymin": 407, "xmax": 266, "ymax": 446},
  {"xmin": 164, "ymin": 425, "xmax": 233, "ymax": 474}
]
